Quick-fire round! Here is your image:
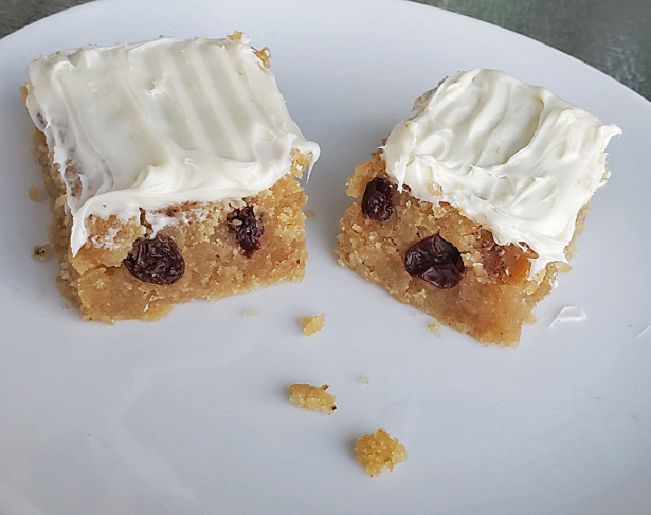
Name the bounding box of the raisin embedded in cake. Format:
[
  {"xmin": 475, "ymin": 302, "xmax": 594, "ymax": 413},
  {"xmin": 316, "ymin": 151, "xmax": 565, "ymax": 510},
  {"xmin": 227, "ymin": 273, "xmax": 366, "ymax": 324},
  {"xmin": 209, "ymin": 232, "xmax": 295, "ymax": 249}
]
[
  {"xmin": 288, "ymin": 384, "xmax": 337, "ymax": 414},
  {"xmin": 337, "ymin": 68, "xmax": 620, "ymax": 345},
  {"xmin": 24, "ymin": 34, "xmax": 319, "ymax": 322}
]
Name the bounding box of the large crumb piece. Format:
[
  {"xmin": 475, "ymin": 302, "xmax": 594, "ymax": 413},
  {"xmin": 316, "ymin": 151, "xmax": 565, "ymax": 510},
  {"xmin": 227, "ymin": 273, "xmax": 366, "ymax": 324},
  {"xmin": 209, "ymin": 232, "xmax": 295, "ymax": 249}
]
[
  {"xmin": 427, "ymin": 319, "xmax": 440, "ymax": 335},
  {"xmin": 301, "ymin": 314, "xmax": 325, "ymax": 335},
  {"xmin": 288, "ymin": 383, "xmax": 336, "ymax": 414},
  {"xmin": 355, "ymin": 428, "xmax": 407, "ymax": 477}
]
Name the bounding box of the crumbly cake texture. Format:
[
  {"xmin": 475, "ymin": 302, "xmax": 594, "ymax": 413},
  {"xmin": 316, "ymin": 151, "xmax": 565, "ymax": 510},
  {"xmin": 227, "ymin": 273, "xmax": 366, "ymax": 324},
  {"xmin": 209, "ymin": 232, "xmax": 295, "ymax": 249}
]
[
  {"xmin": 288, "ymin": 384, "xmax": 336, "ymax": 414},
  {"xmin": 337, "ymin": 152, "xmax": 582, "ymax": 345},
  {"xmin": 25, "ymin": 36, "xmax": 319, "ymax": 322},
  {"xmin": 301, "ymin": 314, "xmax": 325, "ymax": 335},
  {"xmin": 355, "ymin": 428, "xmax": 407, "ymax": 477},
  {"xmin": 34, "ymin": 130, "xmax": 311, "ymax": 322},
  {"xmin": 338, "ymin": 70, "xmax": 618, "ymax": 346}
]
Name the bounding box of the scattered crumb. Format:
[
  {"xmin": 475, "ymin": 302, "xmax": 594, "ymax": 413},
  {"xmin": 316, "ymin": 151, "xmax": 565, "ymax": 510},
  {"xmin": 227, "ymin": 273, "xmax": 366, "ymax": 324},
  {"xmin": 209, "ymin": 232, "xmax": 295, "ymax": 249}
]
[
  {"xmin": 636, "ymin": 324, "xmax": 651, "ymax": 339},
  {"xmin": 305, "ymin": 210, "xmax": 315, "ymax": 218},
  {"xmin": 288, "ymin": 383, "xmax": 336, "ymax": 414},
  {"xmin": 355, "ymin": 428, "xmax": 407, "ymax": 477},
  {"xmin": 427, "ymin": 319, "xmax": 440, "ymax": 335},
  {"xmin": 33, "ymin": 244, "xmax": 54, "ymax": 262},
  {"xmin": 360, "ymin": 375, "xmax": 369, "ymax": 384},
  {"xmin": 301, "ymin": 314, "xmax": 325, "ymax": 335},
  {"xmin": 243, "ymin": 309, "xmax": 258, "ymax": 317},
  {"xmin": 29, "ymin": 186, "xmax": 44, "ymax": 202},
  {"xmin": 549, "ymin": 305, "xmax": 586, "ymax": 327}
]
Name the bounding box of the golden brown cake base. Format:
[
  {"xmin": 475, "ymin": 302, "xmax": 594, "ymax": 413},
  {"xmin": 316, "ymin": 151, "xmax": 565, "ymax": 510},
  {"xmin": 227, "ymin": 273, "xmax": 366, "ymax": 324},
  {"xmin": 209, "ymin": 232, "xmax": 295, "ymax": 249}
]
[
  {"xmin": 336, "ymin": 152, "xmax": 585, "ymax": 345},
  {"xmin": 34, "ymin": 130, "xmax": 311, "ymax": 323}
]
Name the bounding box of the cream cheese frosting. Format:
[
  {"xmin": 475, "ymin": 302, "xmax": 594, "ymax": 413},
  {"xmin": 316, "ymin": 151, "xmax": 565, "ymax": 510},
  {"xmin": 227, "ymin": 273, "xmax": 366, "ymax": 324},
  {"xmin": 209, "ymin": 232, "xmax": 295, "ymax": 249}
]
[
  {"xmin": 25, "ymin": 35, "xmax": 320, "ymax": 255},
  {"xmin": 382, "ymin": 68, "xmax": 620, "ymax": 279}
]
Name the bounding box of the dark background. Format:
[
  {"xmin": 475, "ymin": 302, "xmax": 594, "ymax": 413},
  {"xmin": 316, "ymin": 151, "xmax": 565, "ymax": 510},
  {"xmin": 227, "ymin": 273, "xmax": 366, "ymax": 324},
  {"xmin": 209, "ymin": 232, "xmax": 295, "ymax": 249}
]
[{"xmin": 1, "ymin": 0, "xmax": 649, "ymax": 100}]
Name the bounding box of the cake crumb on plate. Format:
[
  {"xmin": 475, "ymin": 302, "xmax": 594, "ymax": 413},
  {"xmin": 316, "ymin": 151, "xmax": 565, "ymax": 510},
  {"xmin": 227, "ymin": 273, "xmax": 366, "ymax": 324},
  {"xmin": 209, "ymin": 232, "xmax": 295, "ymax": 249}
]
[
  {"xmin": 427, "ymin": 319, "xmax": 440, "ymax": 335},
  {"xmin": 355, "ymin": 428, "xmax": 407, "ymax": 477},
  {"xmin": 301, "ymin": 314, "xmax": 325, "ymax": 335},
  {"xmin": 29, "ymin": 185, "xmax": 43, "ymax": 202},
  {"xmin": 288, "ymin": 383, "xmax": 336, "ymax": 414},
  {"xmin": 242, "ymin": 309, "xmax": 257, "ymax": 317}
]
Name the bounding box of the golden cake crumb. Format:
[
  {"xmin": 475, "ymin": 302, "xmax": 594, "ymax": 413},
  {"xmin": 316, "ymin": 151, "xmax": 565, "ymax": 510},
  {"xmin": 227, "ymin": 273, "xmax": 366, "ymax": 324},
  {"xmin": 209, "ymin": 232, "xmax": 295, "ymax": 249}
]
[
  {"xmin": 427, "ymin": 319, "xmax": 440, "ymax": 335},
  {"xmin": 305, "ymin": 210, "xmax": 315, "ymax": 218},
  {"xmin": 355, "ymin": 428, "xmax": 407, "ymax": 477},
  {"xmin": 254, "ymin": 47, "xmax": 271, "ymax": 68},
  {"xmin": 243, "ymin": 309, "xmax": 258, "ymax": 317},
  {"xmin": 29, "ymin": 185, "xmax": 44, "ymax": 202},
  {"xmin": 288, "ymin": 384, "xmax": 336, "ymax": 414},
  {"xmin": 227, "ymin": 31, "xmax": 243, "ymax": 41},
  {"xmin": 33, "ymin": 244, "xmax": 54, "ymax": 262},
  {"xmin": 301, "ymin": 314, "xmax": 325, "ymax": 335},
  {"xmin": 360, "ymin": 375, "xmax": 369, "ymax": 384}
]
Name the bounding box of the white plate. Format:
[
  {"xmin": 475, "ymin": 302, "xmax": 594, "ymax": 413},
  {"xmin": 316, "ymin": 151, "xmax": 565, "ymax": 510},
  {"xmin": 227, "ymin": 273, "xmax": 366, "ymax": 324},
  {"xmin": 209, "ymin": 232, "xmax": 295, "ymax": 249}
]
[{"xmin": 1, "ymin": 0, "xmax": 650, "ymax": 513}]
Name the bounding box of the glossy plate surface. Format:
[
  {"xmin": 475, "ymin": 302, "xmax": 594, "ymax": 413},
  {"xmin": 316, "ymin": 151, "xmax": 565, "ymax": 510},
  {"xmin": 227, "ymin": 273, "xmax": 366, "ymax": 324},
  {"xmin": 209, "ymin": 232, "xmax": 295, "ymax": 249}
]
[{"xmin": 0, "ymin": 1, "xmax": 649, "ymax": 513}]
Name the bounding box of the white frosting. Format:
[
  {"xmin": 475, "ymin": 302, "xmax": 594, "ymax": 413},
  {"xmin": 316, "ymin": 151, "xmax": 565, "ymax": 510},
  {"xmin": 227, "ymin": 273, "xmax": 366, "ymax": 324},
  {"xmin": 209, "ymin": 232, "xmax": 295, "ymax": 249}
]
[
  {"xmin": 382, "ymin": 69, "xmax": 620, "ymax": 278},
  {"xmin": 25, "ymin": 35, "xmax": 320, "ymax": 255}
]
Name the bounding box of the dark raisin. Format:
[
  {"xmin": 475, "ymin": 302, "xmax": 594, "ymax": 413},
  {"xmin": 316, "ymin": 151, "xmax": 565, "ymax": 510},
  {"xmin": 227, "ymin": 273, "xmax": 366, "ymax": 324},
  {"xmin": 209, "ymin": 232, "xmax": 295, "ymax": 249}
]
[
  {"xmin": 227, "ymin": 206, "xmax": 264, "ymax": 257},
  {"xmin": 361, "ymin": 177, "xmax": 396, "ymax": 221},
  {"xmin": 123, "ymin": 235, "xmax": 184, "ymax": 285},
  {"xmin": 404, "ymin": 233, "xmax": 465, "ymax": 288}
]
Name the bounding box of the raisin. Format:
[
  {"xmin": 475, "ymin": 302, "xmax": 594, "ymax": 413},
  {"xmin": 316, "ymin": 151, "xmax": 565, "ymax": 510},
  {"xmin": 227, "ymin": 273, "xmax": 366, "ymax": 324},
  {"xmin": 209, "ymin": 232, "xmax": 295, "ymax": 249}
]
[
  {"xmin": 404, "ymin": 233, "xmax": 465, "ymax": 288},
  {"xmin": 361, "ymin": 177, "xmax": 396, "ymax": 221},
  {"xmin": 227, "ymin": 206, "xmax": 264, "ymax": 257},
  {"xmin": 123, "ymin": 235, "xmax": 184, "ymax": 285}
]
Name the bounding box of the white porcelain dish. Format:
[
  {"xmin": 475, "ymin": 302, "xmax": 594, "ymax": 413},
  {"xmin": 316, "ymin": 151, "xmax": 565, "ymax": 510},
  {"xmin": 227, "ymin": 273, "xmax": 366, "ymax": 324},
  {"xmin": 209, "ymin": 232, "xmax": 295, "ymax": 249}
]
[{"xmin": 0, "ymin": 1, "xmax": 649, "ymax": 513}]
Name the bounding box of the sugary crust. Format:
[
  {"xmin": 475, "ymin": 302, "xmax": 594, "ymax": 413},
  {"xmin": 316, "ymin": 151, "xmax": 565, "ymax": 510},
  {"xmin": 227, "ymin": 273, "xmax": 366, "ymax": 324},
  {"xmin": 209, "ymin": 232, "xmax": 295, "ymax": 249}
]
[
  {"xmin": 34, "ymin": 129, "xmax": 310, "ymax": 322},
  {"xmin": 336, "ymin": 152, "xmax": 586, "ymax": 345}
]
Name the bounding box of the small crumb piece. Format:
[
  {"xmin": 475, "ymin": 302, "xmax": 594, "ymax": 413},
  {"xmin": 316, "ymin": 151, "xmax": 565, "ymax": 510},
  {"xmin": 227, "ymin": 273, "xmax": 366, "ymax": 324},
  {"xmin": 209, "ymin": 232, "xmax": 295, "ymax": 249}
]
[
  {"xmin": 301, "ymin": 314, "xmax": 325, "ymax": 335},
  {"xmin": 33, "ymin": 244, "xmax": 54, "ymax": 262},
  {"xmin": 355, "ymin": 428, "xmax": 407, "ymax": 477},
  {"xmin": 305, "ymin": 210, "xmax": 315, "ymax": 218},
  {"xmin": 29, "ymin": 186, "xmax": 44, "ymax": 202},
  {"xmin": 360, "ymin": 375, "xmax": 369, "ymax": 384},
  {"xmin": 243, "ymin": 309, "xmax": 258, "ymax": 317},
  {"xmin": 427, "ymin": 319, "xmax": 440, "ymax": 335},
  {"xmin": 288, "ymin": 383, "xmax": 336, "ymax": 414}
]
